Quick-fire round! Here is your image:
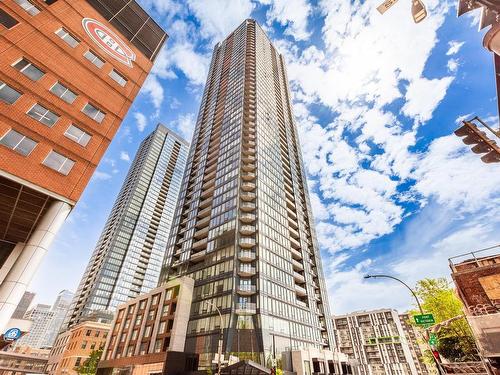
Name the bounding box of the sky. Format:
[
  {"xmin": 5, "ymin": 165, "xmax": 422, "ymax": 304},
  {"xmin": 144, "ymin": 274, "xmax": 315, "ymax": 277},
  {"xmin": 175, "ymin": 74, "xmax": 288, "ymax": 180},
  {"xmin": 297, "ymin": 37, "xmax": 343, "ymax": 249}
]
[{"xmin": 31, "ymin": 0, "xmax": 500, "ymax": 315}]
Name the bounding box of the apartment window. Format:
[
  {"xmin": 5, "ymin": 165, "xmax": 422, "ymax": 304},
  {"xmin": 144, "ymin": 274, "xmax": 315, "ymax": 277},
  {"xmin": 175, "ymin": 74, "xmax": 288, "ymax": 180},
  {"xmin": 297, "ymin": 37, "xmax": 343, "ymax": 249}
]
[
  {"xmin": 14, "ymin": 0, "xmax": 40, "ymax": 16},
  {"xmin": 82, "ymin": 103, "xmax": 105, "ymax": 123},
  {"xmin": 81, "ymin": 341, "xmax": 87, "ymax": 349},
  {"xmin": 0, "ymin": 9, "xmax": 19, "ymax": 29},
  {"xmin": 55, "ymin": 28, "xmax": 79, "ymax": 48},
  {"xmin": 27, "ymin": 103, "xmax": 59, "ymax": 127},
  {"xmin": 75, "ymin": 357, "xmax": 81, "ymax": 367},
  {"xmin": 0, "ymin": 81, "xmax": 22, "ymax": 104},
  {"xmin": 109, "ymin": 69, "xmax": 127, "ymax": 87},
  {"xmin": 83, "ymin": 50, "xmax": 105, "ymax": 68},
  {"xmin": 50, "ymin": 82, "xmax": 77, "ymax": 104},
  {"xmin": 65, "ymin": 124, "xmax": 91, "ymax": 146},
  {"xmin": 0, "ymin": 129, "xmax": 37, "ymax": 156},
  {"xmin": 13, "ymin": 58, "xmax": 45, "ymax": 81},
  {"xmin": 42, "ymin": 150, "xmax": 75, "ymax": 175}
]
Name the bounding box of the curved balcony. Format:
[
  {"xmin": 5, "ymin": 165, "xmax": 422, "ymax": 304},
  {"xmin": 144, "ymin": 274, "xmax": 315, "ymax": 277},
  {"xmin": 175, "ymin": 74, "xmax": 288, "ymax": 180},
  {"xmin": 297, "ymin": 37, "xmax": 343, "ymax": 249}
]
[
  {"xmin": 292, "ymin": 259, "xmax": 304, "ymax": 271},
  {"xmin": 241, "ymin": 182, "xmax": 256, "ymax": 192},
  {"xmin": 239, "ymin": 237, "xmax": 256, "ymax": 248},
  {"xmin": 238, "ymin": 251, "xmax": 256, "ymax": 262},
  {"xmin": 236, "ymin": 285, "xmax": 256, "ymax": 296},
  {"xmin": 240, "ymin": 202, "xmax": 256, "ymax": 212},
  {"xmin": 236, "ymin": 302, "xmax": 256, "ymax": 315},
  {"xmin": 240, "ymin": 213, "xmax": 256, "ymax": 223},
  {"xmin": 242, "ymin": 164, "xmax": 256, "ymax": 172},
  {"xmin": 240, "ymin": 192, "xmax": 256, "ymax": 201},
  {"xmin": 295, "ymin": 284, "xmax": 307, "ymax": 297},
  {"xmin": 238, "ymin": 266, "xmax": 256, "ymax": 277},
  {"xmin": 242, "ymin": 147, "xmax": 256, "ymax": 156},
  {"xmin": 241, "ymin": 172, "xmax": 256, "ymax": 181},
  {"xmin": 291, "ymin": 247, "xmax": 303, "ymax": 260},
  {"xmin": 242, "ymin": 155, "xmax": 256, "ymax": 163},
  {"xmin": 294, "ymin": 272, "xmax": 306, "ymax": 284},
  {"xmin": 239, "ymin": 225, "xmax": 256, "ymax": 235},
  {"xmin": 290, "ymin": 236, "xmax": 301, "ymax": 250}
]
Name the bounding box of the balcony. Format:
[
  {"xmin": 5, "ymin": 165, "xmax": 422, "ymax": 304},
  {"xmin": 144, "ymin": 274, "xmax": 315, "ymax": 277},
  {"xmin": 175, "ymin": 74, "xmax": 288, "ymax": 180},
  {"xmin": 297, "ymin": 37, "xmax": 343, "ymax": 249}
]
[
  {"xmin": 291, "ymin": 247, "xmax": 302, "ymax": 260},
  {"xmin": 240, "ymin": 237, "xmax": 256, "ymax": 248},
  {"xmin": 294, "ymin": 272, "xmax": 306, "ymax": 284},
  {"xmin": 238, "ymin": 266, "xmax": 256, "ymax": 277},
  {"xmin": 241, "ymin": 172, "xmax": 256, "ymax": 181},
  {"xmin": 190, "ymin": 250, "xmax": 206, "ymax": 263},
  {"xmin": 242, "ymin": 147, "xmax": 256, "ymax": 155},
  {"xmin": 290, "ymin": 236, "xmax": 301, "ymax": 250},
  {"xmin": 237, "ymin": 285, "xmax": 257, "ymax": 295},
  {"xmin": 193, "ymin": 226, "xmax": 209, "ymax": 240},
  {"xmin": 192, "ymin": 238, "xmax": 207, "ymax": 250},
  {"xmin": 198, "ymin": 206, "xmax": 211, "ymax": 218},
  {"xmin": 238, "ymin": 251, "xmax": 256, "ymax": 262},
  {"xmin": 195, "ymin": 216, "xmax": 210, "ymax": 228},
  {"xmin": 240, "ymin": 192, "xmax": 256, "ymax": 201},
  {"xmin": 240, "ymin": 202, "xmax": 255, "ymax": 212},
  {"xmin": 241, "ymin": 182, "xmax": 256, "ymax": 192},
  {"xmin": 242, "ymin": 164, "xmax": 256, "ymax": 172},
  {"xmin": 239, "ymin": 225, "xmax": 256, "ymax": 235},
  {"xmin": 295, "ymin": 284, "xmax": 307, "ymax": 297},
  {"xmin": 292, "ymin": 259, "xmax": 304, "ymax": 271},
  {"xmin": 199, "ymin": 197, "xmax": 212, "ymax": 209},
  {"xmin": 242, "ymin": 154, "xmax": 256, "ymax": 163},
  {"xmin": 240, "ymin": 213, "xmax": 256, "ymax": 223},
  {"xmin": 236, "ymin": 302, "xmax": 257, "ymax": 315}
]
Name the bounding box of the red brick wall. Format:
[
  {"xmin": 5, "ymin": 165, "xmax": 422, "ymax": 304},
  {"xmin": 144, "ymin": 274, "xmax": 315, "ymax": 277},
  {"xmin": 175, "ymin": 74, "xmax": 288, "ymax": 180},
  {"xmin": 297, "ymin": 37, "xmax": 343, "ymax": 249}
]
[{"xmin": 0, "ymin": 0, "xmax": 153, "ymax": 202}]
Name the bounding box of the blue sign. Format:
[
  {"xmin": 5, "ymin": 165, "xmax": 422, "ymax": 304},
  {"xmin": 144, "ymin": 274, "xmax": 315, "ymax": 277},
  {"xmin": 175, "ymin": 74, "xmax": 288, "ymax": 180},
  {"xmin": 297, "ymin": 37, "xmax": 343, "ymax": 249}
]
[{"xmin": 4, "ymin": 328, "xmax": 22, "ymax": 341}]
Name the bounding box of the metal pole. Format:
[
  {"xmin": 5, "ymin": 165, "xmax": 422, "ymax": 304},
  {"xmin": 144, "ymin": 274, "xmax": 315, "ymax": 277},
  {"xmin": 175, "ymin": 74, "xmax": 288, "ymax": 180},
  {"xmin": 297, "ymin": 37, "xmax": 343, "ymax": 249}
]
[
  {"xmin": 364, "ymin": 274, "xmax": 445, "ymax": 375},
  {"xmin": 204, "ymin": 300, "xmax": 223, "ymax": 375}
]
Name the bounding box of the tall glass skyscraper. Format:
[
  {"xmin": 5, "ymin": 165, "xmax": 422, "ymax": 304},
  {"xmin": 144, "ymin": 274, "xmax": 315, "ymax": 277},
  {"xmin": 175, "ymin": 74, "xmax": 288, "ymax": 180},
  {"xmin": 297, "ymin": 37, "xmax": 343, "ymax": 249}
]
[
  {"xmin": 64, "ymin": 124, "xmax": 188, "ymax": 329},
  {"xmin": 161, "ymin": 19, "xmax": 334, "ymax": 366}
]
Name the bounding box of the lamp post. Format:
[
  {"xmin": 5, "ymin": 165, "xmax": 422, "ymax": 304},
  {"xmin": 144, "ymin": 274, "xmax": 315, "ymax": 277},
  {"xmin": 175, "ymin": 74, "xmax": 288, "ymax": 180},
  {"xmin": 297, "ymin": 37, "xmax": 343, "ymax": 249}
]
[
  {"xmin": 363, "ymin": 274, "xmax": 444, "ymax": 375},
  {"xmin": 203, "ymin": 300, "xmax": 223, "ymax": 375}
]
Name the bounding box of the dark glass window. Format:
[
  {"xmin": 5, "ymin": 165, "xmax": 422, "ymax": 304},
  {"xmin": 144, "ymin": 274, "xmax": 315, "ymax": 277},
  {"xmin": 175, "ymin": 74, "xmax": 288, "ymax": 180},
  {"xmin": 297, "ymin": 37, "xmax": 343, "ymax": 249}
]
[{"xmin": 0, "ymin": 9, "xmax": 19, "ymax": 29}]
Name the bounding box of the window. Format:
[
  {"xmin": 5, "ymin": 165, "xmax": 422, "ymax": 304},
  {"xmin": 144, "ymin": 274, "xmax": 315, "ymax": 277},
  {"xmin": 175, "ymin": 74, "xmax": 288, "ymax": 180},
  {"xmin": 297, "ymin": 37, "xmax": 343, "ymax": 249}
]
[
  {"xmin": 109, "ymin": 69, "xmax": 127, "ymax": 87},
  {"xmin": 82, "ymin": 103, "xmax": 105, "ymax": 123},
  {"xmin": 50, "ymin": 82, "xmax": 77, "ymax": 104},
  {"xmin": 14, "ymin": 0, "xmax": 40, "ymax": 16},
  {"xmin": 0, "ymin": 81, "xmax": 22, "ymax": 104},
  {"xmin": 27, "ymin": 104, "xmax": 59, "ymax": 127},
  {"xmin": 42, "ymin": 150, "xmax": 75, "ymax": 175},
  {"xmin": 55, "ymin": 28, "xmax": 79, "ymax": 48},
  {"xmin": 81, "ymin": 341, "xmax": 87, "ymax": 349},
  {"xmin": 0, "ymin": 129, "xmax": 37, "ymax": 156},
  {"xmin": 83, "ymin": 50, "xmax": 105, "ymax": 68},
  {"xmin": 13, "ymin": 58, "xmax": 45, "ymax": 81},
  {"xmin": 0, "ymin": 9, "xmax": 19, "ymax": 29},
  {"xmin": 74, "ymin": 357, "xmax": 81, "ymax": 367}
]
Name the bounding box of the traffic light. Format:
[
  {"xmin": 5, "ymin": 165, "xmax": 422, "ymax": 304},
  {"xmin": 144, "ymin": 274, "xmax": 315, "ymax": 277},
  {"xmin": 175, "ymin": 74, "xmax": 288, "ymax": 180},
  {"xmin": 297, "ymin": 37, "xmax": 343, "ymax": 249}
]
[
  {"xmin": 454, "ymin": 119, "xmax": 500, "ymax": 163},
  {"xmin": 432, "ymin": 349, "xmax": 441, "ymax": 362},
  {"xmin": 270, "ymin": 367, "xmax": 276, "ymax": 375}
]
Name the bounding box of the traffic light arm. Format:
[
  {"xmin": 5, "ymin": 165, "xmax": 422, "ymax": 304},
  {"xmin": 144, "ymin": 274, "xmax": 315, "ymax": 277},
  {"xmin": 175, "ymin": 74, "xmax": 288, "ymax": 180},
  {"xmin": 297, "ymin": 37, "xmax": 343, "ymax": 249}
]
[{"xmin": 475, "ymin": 116, "xmax": 500, "ymax": 138}]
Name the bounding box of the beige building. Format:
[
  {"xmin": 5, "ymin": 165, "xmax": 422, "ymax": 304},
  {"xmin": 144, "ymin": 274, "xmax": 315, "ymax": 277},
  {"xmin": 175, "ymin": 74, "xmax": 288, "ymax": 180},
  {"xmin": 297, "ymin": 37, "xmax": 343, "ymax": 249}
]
[
  {"xmin": 399, "ymin": 314, "xmax": 432, "ymax": 375},
  {"xmin": 46, "ymin": 320, "xmax": 110, "ymax": 375},
  {"xmin": 97, "ymin": 277, "xmax": 194, "ymax": 375},
  {"xmin": 281, "ymin": 348, "xmax": 353, "ymax": 375}
]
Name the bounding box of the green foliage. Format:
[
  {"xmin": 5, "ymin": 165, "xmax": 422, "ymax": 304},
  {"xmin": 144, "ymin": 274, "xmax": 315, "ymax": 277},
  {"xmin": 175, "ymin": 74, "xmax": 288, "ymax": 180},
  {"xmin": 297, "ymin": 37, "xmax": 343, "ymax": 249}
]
[
  {"xmin": 409, "ymin": 278, "xmax": 480, "ymax": 362},
  {"xmin": 75, "ymin": 349, "xmax": 103, "ymax": 375}
]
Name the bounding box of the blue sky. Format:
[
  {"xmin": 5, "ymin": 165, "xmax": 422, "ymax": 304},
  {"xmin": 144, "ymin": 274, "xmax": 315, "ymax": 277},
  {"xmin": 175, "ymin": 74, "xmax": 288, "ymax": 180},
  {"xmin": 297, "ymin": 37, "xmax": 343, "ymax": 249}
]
[{"xmin": 32, "ymin": 0, "xmax": 500, "ymax": 315}]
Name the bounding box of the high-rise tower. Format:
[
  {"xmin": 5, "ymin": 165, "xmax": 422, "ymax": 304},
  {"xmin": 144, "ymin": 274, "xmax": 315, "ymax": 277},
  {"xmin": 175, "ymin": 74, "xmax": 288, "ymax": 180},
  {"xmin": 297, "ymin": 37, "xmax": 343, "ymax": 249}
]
[
  {"xmin": 64, "ymin": 124, "xmax": 188, "ymax": 329},
  {"xmin": 161, "ymin": 19, "xmax": 334, "ymax": 367}
]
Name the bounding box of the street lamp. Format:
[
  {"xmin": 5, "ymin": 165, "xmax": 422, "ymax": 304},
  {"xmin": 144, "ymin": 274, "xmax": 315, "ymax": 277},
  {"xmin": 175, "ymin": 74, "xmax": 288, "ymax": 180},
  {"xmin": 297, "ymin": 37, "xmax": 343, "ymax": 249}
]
[
  {"xmin": 203, "ymin": 300, "xmax": 223, "ymax": 375},
  {"xmin": 363, "ymin": 274, "xmax": 444, "ymax": 375}
]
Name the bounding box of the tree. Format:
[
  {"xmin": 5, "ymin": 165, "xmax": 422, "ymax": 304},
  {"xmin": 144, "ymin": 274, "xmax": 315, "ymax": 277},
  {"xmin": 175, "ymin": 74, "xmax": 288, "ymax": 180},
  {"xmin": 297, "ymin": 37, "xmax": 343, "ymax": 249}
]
[
  {"xmin": 75, "ymin": 349, "xmax": 103, "ymax": 375},
  {"xmin": 409, "ymin": 278, "xmax": 480, "ymax": 362}
]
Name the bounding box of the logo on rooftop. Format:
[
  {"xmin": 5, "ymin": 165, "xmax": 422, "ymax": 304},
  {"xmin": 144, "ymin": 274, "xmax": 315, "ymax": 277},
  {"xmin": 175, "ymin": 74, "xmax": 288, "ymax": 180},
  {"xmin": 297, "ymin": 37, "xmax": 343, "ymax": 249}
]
[{"xmin": 82, "ymin": 18, "xmax": 136, "ymax": 67}]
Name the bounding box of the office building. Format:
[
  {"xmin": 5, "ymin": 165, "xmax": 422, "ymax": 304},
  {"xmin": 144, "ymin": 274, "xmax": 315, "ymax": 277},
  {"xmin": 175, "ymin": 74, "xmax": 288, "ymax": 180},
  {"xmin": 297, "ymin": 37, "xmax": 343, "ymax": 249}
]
[
  {"xmin": 333, "ymin": 309, "xmax": 420, "ymax": 375},
  {"xmin": 44, "ymin": 290, "xmax": 74, "ymax": 348},
  {"xmin": 46, "ymin": 320, "xmax": 110, "ymax": 375},
  {"xmin": 449, "ymin": 248, "xmax": 500, "ymax": 373},
  {"xmin": 97, "ymin": 277, "xmax": 195, "ymax": 375},
  {"xmin": 160, "ymin": 19, "xmax": 334, "ymax": 368},
  {"xmin": 11, "ymin": 291, "xmax": 35, "ymax": 319},
  {"xmin": 15, "ymin": 304, "xmax": 54, "ymax": 349},
  {"xmin": 63, "ymin": 125, "xmax": 189, "ymax": 329},
  {"xmin": 0, "ymin": 0, "xmax": 167, "ymax": 332}
]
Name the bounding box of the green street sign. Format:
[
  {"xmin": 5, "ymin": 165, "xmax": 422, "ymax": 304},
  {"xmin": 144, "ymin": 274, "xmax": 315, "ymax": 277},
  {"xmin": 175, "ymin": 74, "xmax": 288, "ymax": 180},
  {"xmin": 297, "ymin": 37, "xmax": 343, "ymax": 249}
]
[
  {"xmin": 414, "ymin": 313, "xmax": 435, "ymax": 325},
  {"xmin": 429, "ymin": 333, "xmax": 438, "ymax": 346}
]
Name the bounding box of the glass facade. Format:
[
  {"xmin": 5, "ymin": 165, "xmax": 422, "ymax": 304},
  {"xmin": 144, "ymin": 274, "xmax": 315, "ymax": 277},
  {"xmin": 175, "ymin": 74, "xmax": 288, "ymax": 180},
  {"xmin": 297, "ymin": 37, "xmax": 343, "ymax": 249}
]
[
  {"xmin": 160, "ymin": 20, "xmax": 334, "ymax": 367},
  {"xmin": 63, "ymin": 124, "xmax": 188, "ymax": 330}
]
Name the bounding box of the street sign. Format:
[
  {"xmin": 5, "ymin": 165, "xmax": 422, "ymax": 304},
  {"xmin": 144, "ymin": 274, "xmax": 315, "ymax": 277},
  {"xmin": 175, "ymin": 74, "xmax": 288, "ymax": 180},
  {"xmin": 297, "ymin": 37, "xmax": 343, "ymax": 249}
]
[
  {"xmin": 414, "ymin": 313, "xmax": 435, "ymax": 325},
  {"xmin": 377, "ymin": 0, "xmax": 399, "ymax": 14},
  {"xmin": 429, "ymin": 333, "xmax": 438, "ymax": 346},
  {"xmin": 3, "ymin": 328, "xmax": 22, "ymax": 342}
]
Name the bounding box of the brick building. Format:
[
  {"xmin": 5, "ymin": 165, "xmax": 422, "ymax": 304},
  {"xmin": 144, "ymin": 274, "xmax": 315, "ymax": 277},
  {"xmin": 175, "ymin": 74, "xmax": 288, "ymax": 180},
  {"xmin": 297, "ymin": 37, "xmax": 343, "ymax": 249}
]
[
  {"xmin": 0, "ymin": 0, "xmax": 167, "ymax": 333},
  {"xmin": 46, "ymin": 319, "xmax": 111, "ymax": 375}
]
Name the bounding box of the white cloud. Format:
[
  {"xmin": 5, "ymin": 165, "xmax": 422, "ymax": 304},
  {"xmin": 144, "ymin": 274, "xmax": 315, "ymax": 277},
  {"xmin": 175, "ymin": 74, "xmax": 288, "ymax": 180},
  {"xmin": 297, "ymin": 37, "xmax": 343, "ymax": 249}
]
[
  {"xmin": 455, "ymin": 113, "xmax": 473, "ymax": 124},
  {"xmin": 174, "ymin": 113, "xmax": 196, "ymax": 141},
  {"xmin": 120, "ymin": 151, "xmax": 131, "ymax": 162},
  {"xmin": 447, "ymin": 40, "xmax": 465, "ymax": 55},
  {"xmin": 141, "ymin": 75, "xmax": 164, "ymax": 109},
  {"xmin": 257, "ymin": 0, "xmax": 312, "ymax": 40},
  {"xmin": 187, "ymin": 0, "xmax": 254, "ymax": 42},
  {"xmin": 447, "ymin": 58, "xmax": 459, "ymax": 73},
  {"xmin": 93, "ymin": 170, "xmax": 112, "ymax": 181},
  {"xmin": 134, "ymin": 112, "xmax": 148, "ymax": 132}
]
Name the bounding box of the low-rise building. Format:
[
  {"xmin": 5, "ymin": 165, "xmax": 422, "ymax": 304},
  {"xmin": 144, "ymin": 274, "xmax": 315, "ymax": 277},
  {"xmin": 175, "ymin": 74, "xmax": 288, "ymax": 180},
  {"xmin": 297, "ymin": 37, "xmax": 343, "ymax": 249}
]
[
  {"xmin": 449, "ymin": 248, "xmax": 500, "ymax": 373},
  {"xmin": 333, "ymin": 309, "xmax": 421, "ymax": 375},
  {"xmin": 46, "ymin": 320, "xmax": 110, "ymax": 375},
  {"xmin": 0, "ymin": 345, "xmax": 50, "ymax": 375},
  {"xmin": 96, "ymin": 276, "xmax": 194, "ymax": 375},
  {"xmin": 281, "ymin": 348, "xmax": 354, "ymax": 375}
]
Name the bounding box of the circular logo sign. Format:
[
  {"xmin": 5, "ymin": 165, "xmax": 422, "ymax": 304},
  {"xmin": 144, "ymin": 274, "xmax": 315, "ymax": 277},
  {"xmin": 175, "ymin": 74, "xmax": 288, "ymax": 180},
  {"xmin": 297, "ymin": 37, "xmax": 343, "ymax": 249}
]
[
  {"xmin": 4, "ymin": 328, "xmax": 22, "ymax": 342},
  {"xmin": 82, "ymin": 18, "xmax": 136, "ymax": 67}
]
